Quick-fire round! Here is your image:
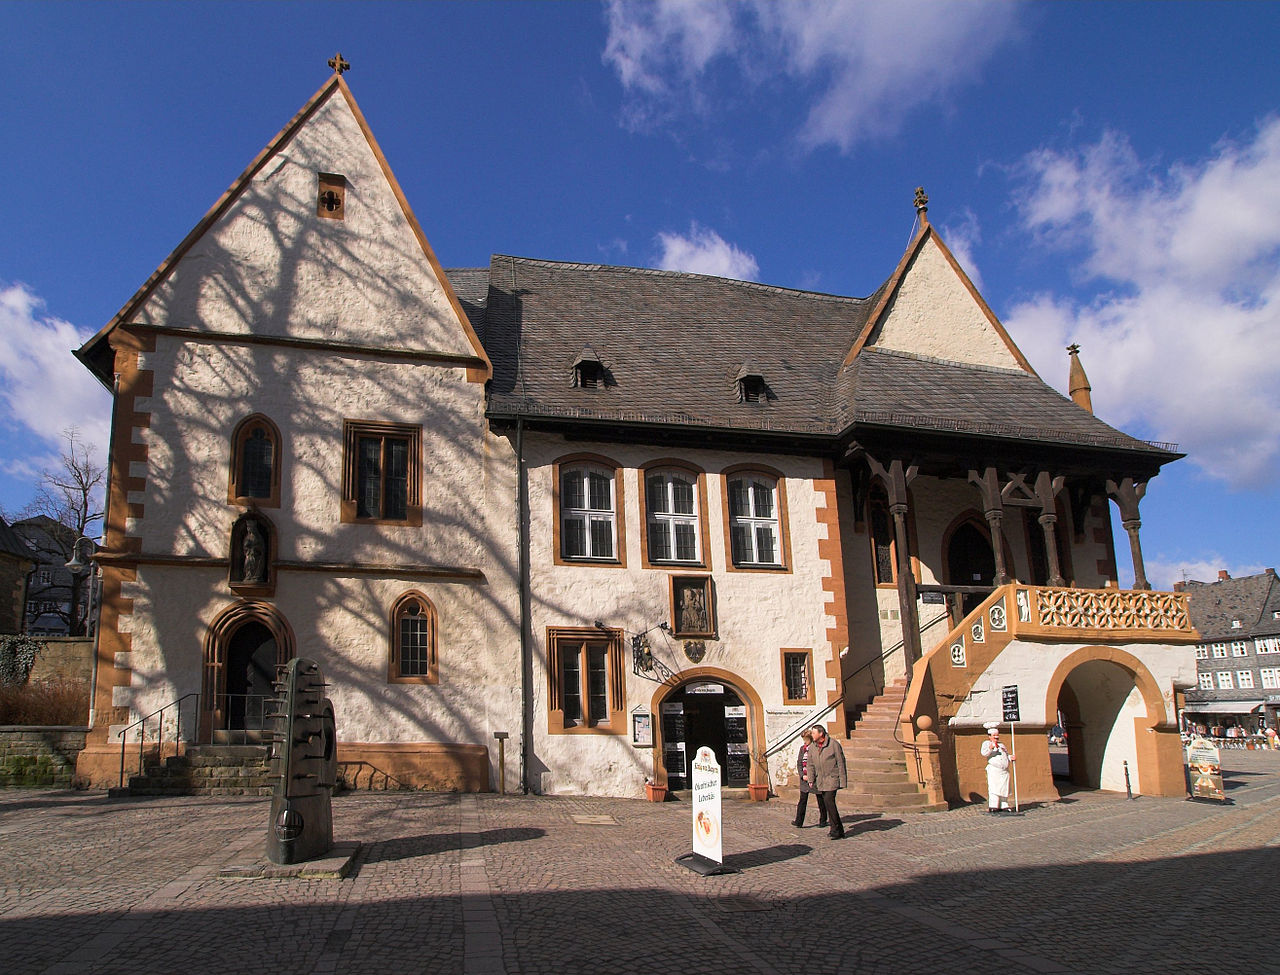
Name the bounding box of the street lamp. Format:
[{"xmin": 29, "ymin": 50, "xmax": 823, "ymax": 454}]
[{"xmin": 64, "ymin": 536, "xmax": 99, "ymax": 637}]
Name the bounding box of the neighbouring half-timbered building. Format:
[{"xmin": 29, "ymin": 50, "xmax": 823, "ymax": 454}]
[{"xmin": 73, "ymin": 70, "xmax": 1198, "ymax": 806}]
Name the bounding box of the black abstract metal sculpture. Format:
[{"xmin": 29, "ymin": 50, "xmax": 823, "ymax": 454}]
[{"xmin": 266, "ymin": 657, "xmax": 337, "ymax": 864}]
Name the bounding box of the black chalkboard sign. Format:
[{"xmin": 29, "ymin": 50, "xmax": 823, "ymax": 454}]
[{"xmin": 1002, "ymin": 685, "xmax": 1020, "ymax": 723}]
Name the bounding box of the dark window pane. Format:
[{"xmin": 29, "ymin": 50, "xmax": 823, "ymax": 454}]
[
  {"xmin": 562, "ymin": 647, "xmax": 582, "ymax": 722},
  {"xmin": 357, "ymin": 436, "xmax": 382, "ymax": 518},
  {"xmin": 728, "ymin": 479, "xmax": 748, "ymax": 518},
  {"xmin": 755, "ymin": 525, "xmax": 775, "ymax": 564},
  {"xmin": 730, "ymin": 524, "xmax": 750, "ymax": 564},
  {"xmin": 671, "ymin": 477, "xmax": 694, "ymax": 514},
  {"xmin": 563, "ymin": 518, "xmax": 586, "ymax": 558},
  {"xmin": 241, "ymin": 427, "xmax": 273, "ymax": 498},
  {"xmin": 674, "ymin": 523, "xmax": 696, "ymax": 561},
  {"xmin": 562, "ymin": 471, "xmax": 584, "ymax": 510},
  {"xmin": 385, "ymin": 438, "xmax": 408, "ymax": 520},
  {"xmin": 871, "ymin": 501, "xmax": 894, "ymax": 584},
  {"xmin": 648, "ymin": 522, "xmax": 670, "ymax": 561},
  {"xmin": 647, "ymin": 475, "xmax": 668, "ymax": 513},
  {"xmin": 752, "ymin": 481, "xmax": 773, "ymax": 518},
  {"xmin": 587, "ymin": 471, "xmax": 612, "ymax": 511},
  {"xmin": 587, "ymin": 645, "xmax": 608, "ymax": 723},
  {"xmin": 785, "ymin": 653, "xmax": 809, "ymax": 699},
  {"xmin": 590, "ymin": 518, "xmax": 613, "ymax": 558}
]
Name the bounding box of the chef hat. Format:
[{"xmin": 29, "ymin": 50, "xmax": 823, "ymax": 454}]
[{"xmin": 984, "ymin": 723, "xmax": 1000, "ymax": 733}]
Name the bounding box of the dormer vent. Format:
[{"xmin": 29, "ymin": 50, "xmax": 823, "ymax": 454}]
[
  {"xmin": 571, "ymin": 347, "xmax": 606, "ymax": 388},
  {"xmin": 734, "ymin": 362, "xmax": 769, "ymax": 403}
]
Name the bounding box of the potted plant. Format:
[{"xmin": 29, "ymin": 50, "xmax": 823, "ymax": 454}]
[
  {"xmin": 748, "ymin": 782, "xmax": 769, "ymax": 801},
  {"xmin": 645, "ymin": 779, "xmax": 667, "ymax": 802}
]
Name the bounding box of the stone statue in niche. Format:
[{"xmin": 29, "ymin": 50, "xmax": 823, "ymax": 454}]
[
  {"xmin": 679, "ymin": 586, "xmax": 708, "ymax": 634},
  {"xmin": 231, "ymin": 515, "xmax": 271, "ymax": 587},
  {"xmin": 243, "ymin": 520, "xmax": 265, "ymax": 583}
]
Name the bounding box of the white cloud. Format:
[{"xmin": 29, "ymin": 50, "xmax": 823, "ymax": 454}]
[
  {"xmin": 1143, "ymin": 554, "xmax": 1266, "ymax": 593},
  {"xmin": 939, "ymin": 209, "xmax": 984, "ymax": 292},
  {"xmin": 602, "ymin": 0, "xmax": 1019, "ymax": 151},
  {"xmin": 654, "ymin": 223, "xmax": 760, "ymax": 280},
  {"xmin": 0, "ymin": 282, "xmax": 111, "ymax": 469},
  {"xmin": 1005, "ymin": 119, "xmax": 1280, "ymax": 489}
]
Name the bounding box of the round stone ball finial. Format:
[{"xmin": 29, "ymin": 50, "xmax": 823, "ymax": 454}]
[{"xmin": 916, "ymin": 714, "xmax": 933, "ymax": 732}]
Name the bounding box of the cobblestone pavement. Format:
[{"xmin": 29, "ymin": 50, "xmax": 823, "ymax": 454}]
[{"xmin": 3, "ymin": 751, "xmax": 1279, "ymax": 975}]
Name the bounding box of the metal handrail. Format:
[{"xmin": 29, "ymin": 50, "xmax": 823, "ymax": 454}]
[
  {"xmin": 762, "ymin": 612, "xmax": 953, "ymax": 760},
  {"xmin": 116, "ymin": 692, "xmax": 200, "ymax": 789}
]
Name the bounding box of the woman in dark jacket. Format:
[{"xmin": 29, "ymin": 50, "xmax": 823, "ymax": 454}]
[{"xmin": 792, "ymin": 730, "xmax": 828, "ymax": 828}]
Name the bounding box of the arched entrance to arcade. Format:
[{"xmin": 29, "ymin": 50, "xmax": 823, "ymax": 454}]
[
  {"xmin": 1045, "ymin": 647, "xmax": 1167, "ymax": 796},
  {"xmin": 943, "ymin": 515, "xmax": 998, "ymax": 619},
  {"xmin": 652, "ymin": 669, "xmax": 765, "ymax": 793},
  {"xmin": 201, "ymin": 601, "xmax": 295, "ymax": 743}
]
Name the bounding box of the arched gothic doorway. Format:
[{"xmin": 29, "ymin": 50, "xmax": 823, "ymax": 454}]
[
  {"xmin": 202, "ymin": 601, "xmax": 295, "ymax": 743},
  {"xmin": 946, "ymin": 519, "xmax": 997, "ymax": 617},
  {"xmin": 653, "ymin": 671, "xmax": 765, "ymax": 793}
]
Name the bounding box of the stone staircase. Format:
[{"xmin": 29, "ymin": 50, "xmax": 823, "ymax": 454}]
[
  {"xmin": 842, "ymin": 678, "xmax": 948, "ymax": 813},
  {"xmin": 113, "ymin": 745, "xmax": 274, "ymax": 797}
]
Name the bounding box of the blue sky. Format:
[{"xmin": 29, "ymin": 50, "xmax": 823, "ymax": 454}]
[{"xmin": 2, "ymin": 1, "xmax": 1278, "ymax": 588}]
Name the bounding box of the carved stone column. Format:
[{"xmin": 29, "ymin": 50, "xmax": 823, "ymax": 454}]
[
  {"xmin": 1106, "ymin": 476, "xmax": 1150, "ymax": 590},
  {"xmin": 868, "ymin": 454, "xmax": 922, "ymax": 669},
  {"xmin": 967, "ymin": 467, "xmax": 1012, "ymax": 585},
  {"xmin": 1034, "ymin": 471, "xmax": 1066, "ymax": 588}
]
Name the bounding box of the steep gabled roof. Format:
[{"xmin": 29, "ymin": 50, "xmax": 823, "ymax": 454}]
[
  {"xmin": 844, "ymin": 218, "xmax": 1034, "ymax": 373},
  {"xmin": 76, "ymin": 73, "xmax": 489, "ymax": 386}
]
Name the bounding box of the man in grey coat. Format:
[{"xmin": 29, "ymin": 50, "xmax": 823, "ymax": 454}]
[{"xmin": 805, "ymin": 724, "xmax": 847, "ymax": 839}]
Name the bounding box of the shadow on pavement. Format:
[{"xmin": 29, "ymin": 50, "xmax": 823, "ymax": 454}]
[{"xmin": 361, "ymin": 827, "xmax": 546, "ymax": 863}]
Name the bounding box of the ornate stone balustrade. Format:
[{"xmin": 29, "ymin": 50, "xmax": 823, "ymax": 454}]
[{"xmin": 1014, "ymin": 586, "xmax": 1195, "ymax": 642}]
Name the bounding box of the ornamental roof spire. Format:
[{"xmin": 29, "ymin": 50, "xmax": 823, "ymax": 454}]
[
  {"xmin": 328, "ymin": 52, "xmax": 350, "ymax": 75},
  {"xmin": 1067, "ymin": 343, "xmax": 1093, "ymax": 413}
]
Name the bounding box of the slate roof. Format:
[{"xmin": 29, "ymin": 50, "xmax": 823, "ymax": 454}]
[
  {"xmin": 452, "ymin": 255, "xmax": 1175, "ymax": 463},
  {"xmin": 0, "ymin": 515, "xmax": 34, "ymax": 563},
  {"xmin": 1184, "ymin": 570, "xmax": 1280, "ymax": 641}
]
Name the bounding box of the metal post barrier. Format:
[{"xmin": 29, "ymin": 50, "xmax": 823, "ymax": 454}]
[{"xmin": 1123, "ymin": 760, "xmax": 1133, "ymax": 800}]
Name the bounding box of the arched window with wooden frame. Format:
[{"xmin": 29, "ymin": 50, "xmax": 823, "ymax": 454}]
[
  {"xmin": 867, "ymin": 482, "xmax": 895, "ymax": 586},
  {"xmin": 553, "ymin": 453, "xmax": 627, "ymax": 566},
  {"xmin": 389, "ymin": 591, "xmax": 439, "ymax": 684},
  {"xmin": 228, "ymin": 414, "xmax": 282, "ymax": 507},
  {"xmin": 721, "ymin": 465, "xmax": 791, "ymax": 571},
  {"xmin": 641, "ymin": 461, "xmax": 710, "ymax": 568}
]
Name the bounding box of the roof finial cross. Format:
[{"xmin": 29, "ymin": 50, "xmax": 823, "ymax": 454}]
[
  {"xmin": 328, "ymin": 52, "xmax": 350, "ymax": 75},
  {"xmin": 914, "ymin": 186, "xmax": 929, "ymax": 213}
]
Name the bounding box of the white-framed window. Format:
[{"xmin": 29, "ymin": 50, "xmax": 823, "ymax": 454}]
[
  {"xmin": 645, "ymin": 469, "xmax": 700, "ymax": 563},
  {"xmin": 1195, "ymin": 645, "xmax": 1209, "ymax": 659},
  {"xmin": 1216, "ymin": 671, "xmax": 1234, "ymax": 690},
  {"xmin": 560, "ymin": 464, "xmax": 618, "ymax": 561},
  {"xmin": 1256, "ymin": 637, "xmax": 1280, "ymax": 655},
  {"xmin": 1198, "ymin": 673, "xmax": 1215, "ymax": 690},
  {"xmin": 37, "ymin": 569, "xmax": 51, "ymax": 586},
  {"xmin": 727, "ymin": 473, "xmax": 782, "ymax": 567},
  {"xmin": 1261, "ymin": 668, "xmax": 1280, "ymax": 690},
  {"xmin": 1237, "ymin": 670, "xmax": 1255, "ymax": 689},
  {"xmin": 1211, "ymin": 643, "xmax": 1228, "ymax": 658},
  {"xmin": 1231, "ymin": 619, "xmax": 1243, "ymax": 629},
  {"xmin": 1230, "ymin": 641, "xmax": 1249, "ymax": 657}
]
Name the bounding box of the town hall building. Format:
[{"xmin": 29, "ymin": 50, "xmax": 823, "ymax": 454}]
[{"xmin": 73, "ymin": 67, "xmax": 1199, "ymax": 807}]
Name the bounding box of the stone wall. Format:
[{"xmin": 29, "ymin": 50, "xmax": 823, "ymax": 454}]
[
  {"xmin": 0, "ymin": 727, "xmax": 87, "ymax": 788},
  {"xmin": 29, "ymin": 637, "xmax": 95, "ymax": 683}
]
